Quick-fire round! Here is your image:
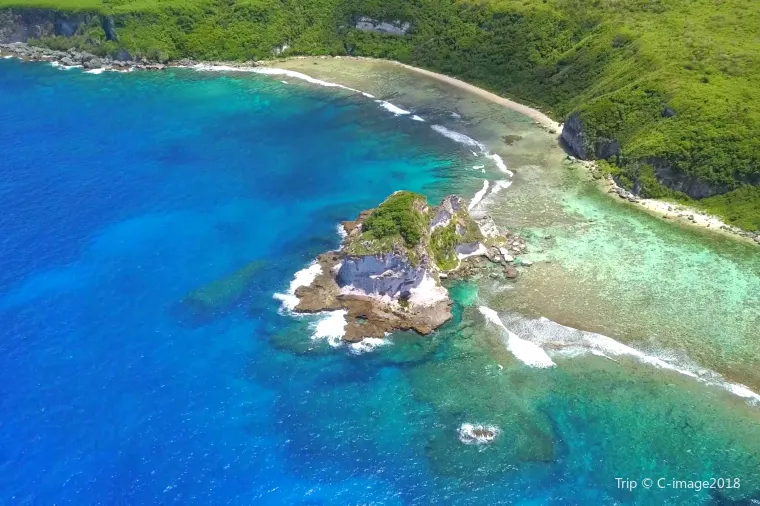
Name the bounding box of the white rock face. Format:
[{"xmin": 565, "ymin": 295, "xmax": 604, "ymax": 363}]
[
  {"xmin": 498, "ymin": 248, "xmax": 514, "ymax": 262},
  {"xmin": 354, "ymin": 17, "xmax": 411, "ymax": 35}
]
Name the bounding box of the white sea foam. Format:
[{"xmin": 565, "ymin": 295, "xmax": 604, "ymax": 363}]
[
  {"xmin": 4, "ymin": 55, "xmax": 14, "ymax": 59},
  {"xmin": 489, "ymin": 180, "xmax": 513, "ymax": 195},
  {"xmin": 350, "ymin": 337, "xmax": 392, "ymax": 354},
  {"xmin": 336, "ymin": 223, "xmax": 348, "ymax": 240},
  {"xmin": 472, "ymin": 165, "xmax": 485, "ymax": 170},
  {"xmin": 194, "ymin": 64, "xmax": 369, "ymax": 95},
  {"xmin": 85, "ymin": 68, "xmax": 105, "ymax": 74},
  {"xmin": 50, "ymin": 61, "xmax": 79, "ymax": 70},
  {"xmin": 471, "ymin": 151, "xmax": 479, "ymax": 157},
  {"xmin": 500, "ymin": 313, "xmax": 760, "ymax": 405},
  {"xmin": 430, "ymin": 125, "xmax": 486, "ymax": 151},
  {"xmin": 430, "ymin": 126, "xmax": 514, "ymax": 179},
  {"xmin": 478, "ymin": 306, "xmax": 556, "ymax": 368},
  {"xmin": 280, "ymin": 80, "xmax": 288, "ymax": 84},
  {"xmin": 451, "ymin": 112, "xmax": 461, "ymax": 119},
  {"xmin": 311, "ymin": 310, "xmax": 347, "ymax": 347},
  {"xmin": 486, "ymin": 154, "xmax": 514, "ymax": 177},
  {"xmin": 376, "ymin": 100, "xmax": 410, "ymax": 115},
  {"xmin": 458, "ymin": 423, "xmax": 500, "ymax": 445},
  {"xmin": 411, "ymin": 115, "xmax": 425, "ymax": 122},
  {"xmin": 468, "ymin": 180, "xmax": 490, "ymax": 211},
  {"xmin": 728, "ymin": 384, "xmax": 760, "ymax": 403},
  {"xmin": 272, "ymin": 262, "xmax": 322, "ymax": 311},
  {"xmin": 361, "ymin": 92, "xmax": 375, "ymax": 98}
]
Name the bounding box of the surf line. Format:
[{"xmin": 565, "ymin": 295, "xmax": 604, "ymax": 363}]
[
  {"xmin": 192, "ymin": 64, "xmax": 515, "ymax": 186},
  {"xmin": 479, "ymin": 306, "xmax": 556, "ymax": 368},
  {"xmin": 192, "ymin": 64, "xmax": 513, "ymax": 217},
  {"xmin": 192, "ymin": 64, "xmax": 433, "ymax": 125},
  {"xmin": 492, "ymin": 310, "xmax": 760, "ymax": 406}
]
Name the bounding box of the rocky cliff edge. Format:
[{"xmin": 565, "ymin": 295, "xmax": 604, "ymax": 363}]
[{"xmin": 291, "ymin": 191, "xmax": 526, "ymax": 343}]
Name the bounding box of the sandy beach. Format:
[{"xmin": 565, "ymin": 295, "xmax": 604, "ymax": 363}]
[
  {"xmin": 260, "ymin": 55, "xmax": 757, "ymax": 243},
  {"xmin": 4, "ymin": 42, "xmax": 753, "ymax": 242},
  {"xmin": 389, "ymin": 61, "xmax": 562, "ymax": 132}
]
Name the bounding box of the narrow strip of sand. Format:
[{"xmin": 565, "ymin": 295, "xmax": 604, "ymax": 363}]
[
  {"xmin": 390, "ymin": 61, "xmax": 561, "ymax": 132},
  {"xmin": 257, "ymin": 55, "xmax": 753, "ymax": 242}
]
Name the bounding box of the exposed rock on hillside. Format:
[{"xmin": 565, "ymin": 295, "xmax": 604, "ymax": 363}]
[
  {"xmin": 0, "ymin": 8, "xmax": 98, "ymax": 43},
  {"xmin": 354, "ymin": 17, "xmax": 411, "ymax": 36},
  {"xmin": 561, "ymin": 112, "xmax": 620, "ymax": 161}
]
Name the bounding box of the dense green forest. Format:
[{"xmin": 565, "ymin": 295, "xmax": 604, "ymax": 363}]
[{"xmin": 2, "ymin": 0, "xmax": 760, "ymax": 230}]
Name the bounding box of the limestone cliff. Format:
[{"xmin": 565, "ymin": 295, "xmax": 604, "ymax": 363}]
[
  {"xmin": 0, "ymin": 8, "xmax": 112, "ymax": 44},
  {"xmin": 292, "ymin": 191, "xmax": 523, "ymax": 343},
  {"xmin": 353, "ymin": 17, "xmax": 411, "ymax": 36},
  {"xmin": 561, "ymin": 112, "xmax": 620, "ymax": 161},
  {"xmin": 561, "ymin": 112, "xmax": 745, "ymax": 200}
]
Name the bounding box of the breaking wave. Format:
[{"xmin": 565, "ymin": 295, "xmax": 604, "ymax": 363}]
[
  {"xmin": 311, "ymin": 310, "xmax": 348, "ymax": 347},
  {"xmin": 430, "ymin": 125, "xmax": 486, "ymax": 151},
  {"xmin": 478, "ymin": 306, "xmax": 556, "ymax": 368},
  {"xmin": 468, "ymin": 180, "xmax": 490, "ymax": 211},
  {"xmin": 498, "ymin": 312, "xmax": 760, "ymax": 405},
  {"xmin": 458, "ymin": 423, "xmax": 500, "ymax": 445},
  {"xmin": 376, "ymin": 100, "xmax": 410, "ymax": 115},
  {"xmin": 272, "ymin": 262, "xmax": 322, "ymax": 311}
]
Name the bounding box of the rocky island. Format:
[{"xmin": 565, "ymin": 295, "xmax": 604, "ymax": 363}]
[{"xmin": 289, "ymin": 191, "xmax": 527, "ymax": 343}]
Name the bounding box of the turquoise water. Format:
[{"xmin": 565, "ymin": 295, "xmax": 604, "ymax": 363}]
[{"xmin": 1, "ymin": 59, "xmax": 759, "ymax": 505}]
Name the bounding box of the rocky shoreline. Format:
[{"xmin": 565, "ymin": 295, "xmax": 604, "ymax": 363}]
[
  {"xmin": 563, "ymin": 155, "xmax": 760, "ymax": 245},
  {"xmin": 287, "ymin": 193, "xmax": 532, "ymax": 344},
  {"xmin": 0, "ymin": 41, "xmax": 174, "ymax": 71}
]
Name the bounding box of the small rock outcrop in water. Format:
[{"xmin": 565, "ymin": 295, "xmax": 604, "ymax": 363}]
[
  {"xmin": 458, "ymin": 423, "xmax": 500, "ymax": 445},
  {"xmin": 292, "ymin": 191, "xmax": 523, "ymax": 343}
]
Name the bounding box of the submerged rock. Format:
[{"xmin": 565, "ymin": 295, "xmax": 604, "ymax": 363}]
[
  {"xmin": 181, "ymin": 260, "xmax": 266, "ymax": 316},
  {"xmin": 458, "ymin": 423, "xmax": 500, "ymax": 445}
]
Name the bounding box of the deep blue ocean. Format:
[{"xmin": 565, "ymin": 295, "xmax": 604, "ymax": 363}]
[
  {"xmin": 0, "ymin": 60, "xmax": 475, "ymax": 504},
  {"xmin": 2, "ymin": 59, "xmax": 760, "ymax": 506}
]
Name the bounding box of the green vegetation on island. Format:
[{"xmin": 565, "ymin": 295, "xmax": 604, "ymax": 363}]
[
  {"xmin": 2, "ymin": 0, "xmax": 759, "ymax": 230},
  {"xmin": 361, "ymin": 191, "xmax": 427, "ymax": 248},
  {"xmin": 343, "ymin": 191, "xmax": 485, "ymax": 270}
]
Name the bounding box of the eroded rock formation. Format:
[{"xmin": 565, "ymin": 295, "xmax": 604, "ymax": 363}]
[{"xmin": 290, "ymin": 191, "xmax": 526, "ymax": 343}]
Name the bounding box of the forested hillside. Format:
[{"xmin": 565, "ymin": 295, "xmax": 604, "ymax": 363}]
[{"xmin": 2, "ymin": 0, "xmax": 759, "ymax": 229}]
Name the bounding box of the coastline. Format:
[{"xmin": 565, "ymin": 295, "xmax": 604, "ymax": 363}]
[
  {"xmin": 568, "ymin": 157, "xmax": 759, "ymax": 243},
  {"xmin": 5, "ymin": 36, "xmax": 760, "ymax": 503},
  {"xmin": 389, "ymin": 60, "xmax": 561, "ymax": 133},
  {"xmin": 262, "ymin": 56, "xmax": 759, "ymax": 245},
  {"xmin": 2, "ymin": 42, "xmax": 756, "ymax": 244}
]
